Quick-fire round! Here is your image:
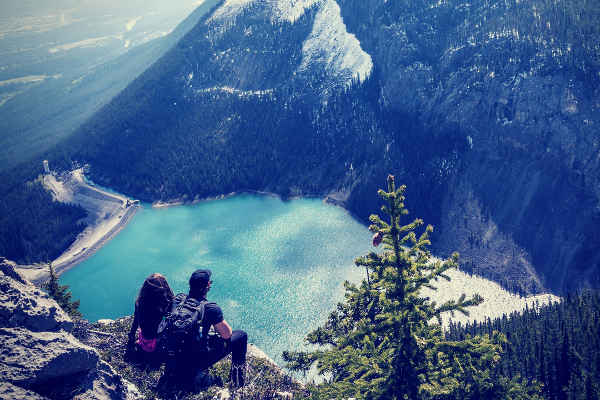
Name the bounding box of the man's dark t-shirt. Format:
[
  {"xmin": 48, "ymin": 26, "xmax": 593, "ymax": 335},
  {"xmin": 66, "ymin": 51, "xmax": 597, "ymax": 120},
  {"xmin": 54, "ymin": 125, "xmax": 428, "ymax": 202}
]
[
  {"xmin": 197, "ymin": 299, "xmax": 223, "ymax": 335},
  {"xmin": 190, "ymin": 296, "xmax": 226, "ymax": 364}
]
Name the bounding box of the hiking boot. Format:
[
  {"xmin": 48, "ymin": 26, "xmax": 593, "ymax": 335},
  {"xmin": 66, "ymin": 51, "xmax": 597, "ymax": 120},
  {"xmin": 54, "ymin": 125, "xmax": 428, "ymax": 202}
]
[
  {"xmin": 194, "ymin": 370, "xmax": 223, "ymax": 390},
  {"xmin": 229, "ymin": 362, "xmax": 246, "ymax": 389}
]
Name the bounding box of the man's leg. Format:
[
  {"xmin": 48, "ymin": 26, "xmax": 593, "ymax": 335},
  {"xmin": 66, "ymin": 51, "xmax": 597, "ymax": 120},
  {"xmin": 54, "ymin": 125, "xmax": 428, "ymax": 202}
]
[
  {"xmin": 199, "ymin": 330, "xmax": 247, "ymax": 367},
  {"xmin": 230, "ymin": 330, "xmax": 248, "ymax": 364},
  {"xmin": 192, "ymin": 342, "xmax": 226, "ymax": 390},
  {"xmin": 229, "ymin": 330, "xmax": 247, "ymax": 388},
  {"xmin": 196, "ymin": 331, "xmax": 248, "ymax": 388}
]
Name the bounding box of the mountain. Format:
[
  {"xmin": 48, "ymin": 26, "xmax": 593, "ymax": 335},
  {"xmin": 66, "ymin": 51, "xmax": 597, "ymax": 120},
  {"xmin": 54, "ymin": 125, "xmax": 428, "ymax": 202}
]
[{"xmin": 23, "ymin": 0, "xmax": 600, "ymax": 294}]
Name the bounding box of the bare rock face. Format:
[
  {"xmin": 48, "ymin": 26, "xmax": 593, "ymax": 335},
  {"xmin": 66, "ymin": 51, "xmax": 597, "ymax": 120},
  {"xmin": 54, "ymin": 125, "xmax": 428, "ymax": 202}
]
[
  {"xmin": 0, "ymin": 382, "xmax": 50, "ymax": 400},
  {"xmin": 0, "ymin": 261, "xmax": 138, "ymax": 399},
  {"xmin": 0, "ymin": 260, "xmax": 73, "ymax": 332},
  {"xmin": 73, "ymin": 361, "xmax": 143, "ymax": 400},
  {"xmin": 0, "ymin": 327, "xmax": 98, "ymax": 387},
  {"xmin": 0, "ymin": 257, "xmax": 28, "ymax": 284},
  {"xmin": 334, "ymin": 0, "xmax": 600, "ymax": 294}
]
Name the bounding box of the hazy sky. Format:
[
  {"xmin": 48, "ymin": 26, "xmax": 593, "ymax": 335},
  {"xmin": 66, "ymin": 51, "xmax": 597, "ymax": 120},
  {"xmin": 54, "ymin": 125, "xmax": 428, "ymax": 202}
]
[
  {"xmin": 0, "ymin": 0, "xmax": 204, "ymax": 18},
  {"xmin": 0, "ymin": 0, "xmax": 204, "ymax": 79}
]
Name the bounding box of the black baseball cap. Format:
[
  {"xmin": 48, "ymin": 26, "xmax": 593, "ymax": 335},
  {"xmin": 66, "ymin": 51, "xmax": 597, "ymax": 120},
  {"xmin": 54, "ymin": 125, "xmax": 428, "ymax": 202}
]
[{"xmin": 189, "ymin": 269, "xmax": 212, "ymax": 290}]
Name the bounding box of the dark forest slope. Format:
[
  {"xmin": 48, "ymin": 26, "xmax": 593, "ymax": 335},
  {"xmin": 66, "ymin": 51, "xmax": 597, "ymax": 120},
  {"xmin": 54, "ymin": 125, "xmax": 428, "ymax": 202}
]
[{"xmin": 447, "ymin": 291, "xmax": 600, "ymax": 399}]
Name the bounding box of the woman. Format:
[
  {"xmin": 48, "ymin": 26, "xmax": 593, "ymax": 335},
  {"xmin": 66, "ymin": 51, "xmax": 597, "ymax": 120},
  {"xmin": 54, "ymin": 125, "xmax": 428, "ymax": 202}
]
[{"xmin": 127, "ymin": 273, "xmax": 174, "ymax": 357}]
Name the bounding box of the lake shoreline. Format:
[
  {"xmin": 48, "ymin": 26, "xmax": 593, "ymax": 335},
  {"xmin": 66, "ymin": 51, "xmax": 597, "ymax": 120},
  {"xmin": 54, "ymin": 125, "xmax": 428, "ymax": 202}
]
[
  {"xmin": 151, "ymin": 188, "xmax": 361, "ymax": 220},
  {"xmin": 16, "ymin": 170, "xmax": 141, "ymax": 285},
  {"xmin": 19, "ymin": 203, "xmax": 140, "ymax": 285},
  {"xmin": 51, "ymin": 204, "xmax": 140, "ymax": 281},
  {"xmin": 18, "ymin": 174, "xmax": 358, "ymax": 285}
]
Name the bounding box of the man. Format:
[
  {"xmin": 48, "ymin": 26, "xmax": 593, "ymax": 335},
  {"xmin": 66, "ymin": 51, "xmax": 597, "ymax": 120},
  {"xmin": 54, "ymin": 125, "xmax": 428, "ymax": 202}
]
[{"xmin": 163, "ymin": 269, "xmax": 247, "ymax": 389}]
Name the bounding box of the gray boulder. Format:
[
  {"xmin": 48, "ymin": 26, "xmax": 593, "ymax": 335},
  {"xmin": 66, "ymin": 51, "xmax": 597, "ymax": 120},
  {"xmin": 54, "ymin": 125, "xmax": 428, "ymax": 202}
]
[
  {"xmin": 0, "ymin": 257, "xmax": 28, "ymax": 285},
  {"xmin": 0, "ymin": 326, "xmax": 138, "ymax": 399},
  {"xmin": 0, "ymin": 382, "xmax": 49, "ymax": 400},
  {"xmin": 0, "ymin": 263, "xmax": 140, "ymax": 399},
  {"xmin": 0, "ymin": 327, "xmax": 98, "ymax": 388},
  {"xmin": 0, "ymin": 266, "xmax": 73, "ymax": 332},
  {"xmin": 73, "ymin": 361, "xmax": 142, "ymax": 400}
]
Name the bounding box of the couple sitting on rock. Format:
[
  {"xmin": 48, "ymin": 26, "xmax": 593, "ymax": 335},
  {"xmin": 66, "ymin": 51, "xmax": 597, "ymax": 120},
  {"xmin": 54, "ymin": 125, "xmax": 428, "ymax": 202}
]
[{"xmin": 127, "ymin": 269, "xmax": 247, "ymax": 390}]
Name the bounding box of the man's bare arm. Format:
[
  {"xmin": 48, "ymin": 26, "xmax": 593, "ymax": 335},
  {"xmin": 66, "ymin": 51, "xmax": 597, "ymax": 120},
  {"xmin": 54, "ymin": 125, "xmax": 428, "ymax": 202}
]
[{"xmin": 214, "ymin": 320, "xmax": 232, "ymax": 340}]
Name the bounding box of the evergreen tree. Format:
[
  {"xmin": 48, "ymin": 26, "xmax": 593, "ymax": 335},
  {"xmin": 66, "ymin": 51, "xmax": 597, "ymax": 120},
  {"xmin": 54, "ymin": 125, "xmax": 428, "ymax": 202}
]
[
  {"xmin": 43, "ymin": 262, "xmax": 82, "ymax": 319},
  {"xmin": 284, "ymin": 176, "xmax": 540, "ymax": 399}
]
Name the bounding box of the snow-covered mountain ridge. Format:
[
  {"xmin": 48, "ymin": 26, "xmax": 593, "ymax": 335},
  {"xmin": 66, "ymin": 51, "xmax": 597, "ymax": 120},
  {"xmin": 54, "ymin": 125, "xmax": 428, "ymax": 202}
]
[{"xmin": 206, "ymin": 0, "xmax": 372, "ymax": 92}]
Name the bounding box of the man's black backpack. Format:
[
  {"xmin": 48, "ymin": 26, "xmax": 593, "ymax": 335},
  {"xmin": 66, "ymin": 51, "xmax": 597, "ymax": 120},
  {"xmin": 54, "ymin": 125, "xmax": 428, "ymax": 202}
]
[{"xmin": 157, "ymin": 293, "xmax": 208, "ymax": 361}]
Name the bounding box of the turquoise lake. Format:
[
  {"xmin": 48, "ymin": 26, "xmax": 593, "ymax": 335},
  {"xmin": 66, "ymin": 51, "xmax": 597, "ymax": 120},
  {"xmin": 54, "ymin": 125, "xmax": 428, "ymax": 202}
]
[{"xmin": 61, "ymin": 194, "xmax": 373, "ymax": 364}]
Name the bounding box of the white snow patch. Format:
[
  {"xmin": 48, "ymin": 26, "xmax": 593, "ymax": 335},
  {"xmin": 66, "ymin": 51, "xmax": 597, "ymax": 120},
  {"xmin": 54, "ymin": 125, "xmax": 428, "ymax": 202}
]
[
  {"xmin": 298, "ymin": 0, "xmax": 372, "ymax": 84},
  {"xmin": 423, "ymin": 268, "xmax": 560, "ymax": 328},
  {"xmin": 196, "ymin": 86, "xmax": 273, "ymax": 98},
  {"xmin": 143, "ymin": 30, "xmax": 171, "ymax": 43},
  {"xmin": 209, "ymin": 0, "xmax": 255, "ymax": 22},
  {"xmin": 270, "ymin": 0, "xmax": 320, "ymax": 23},
  {"xmin": 206, "ymin": 0, "xmax": 372, "ymax": 88},
  {"xmin": 0, "ymin": 93, "xmax": 18, "ymax": 108}
]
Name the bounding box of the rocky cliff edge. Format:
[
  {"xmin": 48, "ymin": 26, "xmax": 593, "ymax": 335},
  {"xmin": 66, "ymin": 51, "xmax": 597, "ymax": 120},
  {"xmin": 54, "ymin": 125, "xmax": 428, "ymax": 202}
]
[
  {"xmin": 0, "ymin": 258, "xmax": 301, "ymax": 400},
  {"xmin": 0, "ymin": 257, "xmax": 141, "ymax": 400}
]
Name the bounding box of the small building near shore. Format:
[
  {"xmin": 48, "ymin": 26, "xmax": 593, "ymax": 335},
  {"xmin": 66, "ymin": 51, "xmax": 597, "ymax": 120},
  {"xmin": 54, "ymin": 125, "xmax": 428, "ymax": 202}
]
[{"xmin": 125, "ymin": 199, "xmax": 140, "ymax": 207}]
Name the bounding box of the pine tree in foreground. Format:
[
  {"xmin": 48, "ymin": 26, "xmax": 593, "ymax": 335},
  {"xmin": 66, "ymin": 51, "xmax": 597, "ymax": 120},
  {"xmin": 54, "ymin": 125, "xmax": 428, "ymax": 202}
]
[
  {"xmin": 43, "ymin": 262, "xmax": 82, "ymax": 319},
  {"xmin": 284, "ymin": 175, "xmax": 541, "ymax": 399}
]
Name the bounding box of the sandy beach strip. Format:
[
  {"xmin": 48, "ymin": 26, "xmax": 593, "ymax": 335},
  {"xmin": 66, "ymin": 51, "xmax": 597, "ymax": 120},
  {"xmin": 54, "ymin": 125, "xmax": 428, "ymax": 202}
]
[
  {"xmin": 51, "ymin": 203, "xmax": 140, "ymax": 279},
  {"xmin": 16, "ymin": 170, "xmax": 141, "ymax": 285}
]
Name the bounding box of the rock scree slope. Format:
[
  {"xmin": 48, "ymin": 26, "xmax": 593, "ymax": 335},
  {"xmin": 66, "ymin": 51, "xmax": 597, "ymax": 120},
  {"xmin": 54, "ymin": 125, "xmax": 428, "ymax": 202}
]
[{"xmin": 0, "ymin": 257, "xmax": 140, "ymax": 400}]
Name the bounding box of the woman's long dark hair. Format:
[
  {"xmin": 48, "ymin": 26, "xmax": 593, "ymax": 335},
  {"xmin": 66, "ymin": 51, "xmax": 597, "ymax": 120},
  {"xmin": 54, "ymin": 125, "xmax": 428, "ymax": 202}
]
[{"xmin": 135, "ymin": 273, "xmax": 174, "ymax": 337}]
